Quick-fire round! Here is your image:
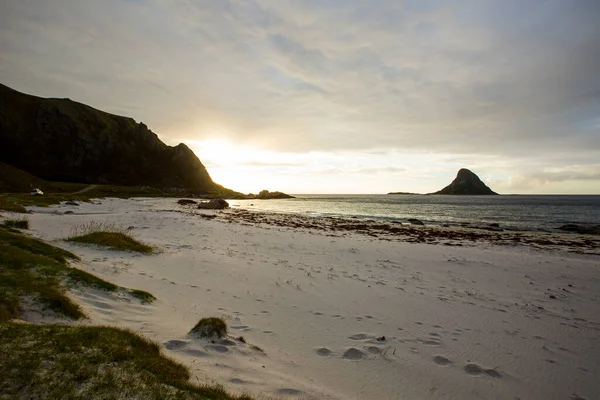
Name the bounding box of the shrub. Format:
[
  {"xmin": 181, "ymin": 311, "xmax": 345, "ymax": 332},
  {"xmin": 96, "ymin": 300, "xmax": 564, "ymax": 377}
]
[{"xmin": 189, "ymin": 317, "xmax": 228, "ymax": 338}]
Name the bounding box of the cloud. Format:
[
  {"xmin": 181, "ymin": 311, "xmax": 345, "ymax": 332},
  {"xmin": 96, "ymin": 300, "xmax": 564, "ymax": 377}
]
[{"xmin": 1, "ymin": 0, "xmax": 599, "ymax": 193}]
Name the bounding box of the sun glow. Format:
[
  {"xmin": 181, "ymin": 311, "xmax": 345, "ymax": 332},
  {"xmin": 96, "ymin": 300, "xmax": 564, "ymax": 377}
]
[
  {"xmin": 188, "ymin": 138, "xmax": 287, "ymax": 193},
  {"xmin": 189, "ymin": 138, "xmax": 252, "ymax": 167}
]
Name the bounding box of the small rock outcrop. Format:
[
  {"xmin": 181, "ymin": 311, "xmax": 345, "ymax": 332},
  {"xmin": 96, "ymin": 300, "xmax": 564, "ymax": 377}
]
[
  {"xmin": 248, "ymin": 190, "xmax": 294, "ymax": 200},
  {"xmin": 557, "ymin": 224, "xmax": 600, "ymax": 235},
  {"xmin": 197, "ymin": 199, "xmax": 229, "ymax": 210},
  {"xmin": 433, "ymin": 169, "xmax": 498, "ymax": 195}
]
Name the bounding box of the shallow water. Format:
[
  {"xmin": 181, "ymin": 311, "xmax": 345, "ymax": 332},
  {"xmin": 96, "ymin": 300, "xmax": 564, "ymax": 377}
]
[{"xmin": 229, "ymin": 194, "xmax": 600, "ymax": 232}]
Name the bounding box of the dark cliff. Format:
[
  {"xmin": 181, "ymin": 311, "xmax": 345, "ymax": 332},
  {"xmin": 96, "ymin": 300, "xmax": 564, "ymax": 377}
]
[
  {"xmin": 433, "ymin": 168, "xmax": 498, "ymax": 195},
  {"xmin": 0, "ymin": 83, "xmax": 225, "ymax": 192}
]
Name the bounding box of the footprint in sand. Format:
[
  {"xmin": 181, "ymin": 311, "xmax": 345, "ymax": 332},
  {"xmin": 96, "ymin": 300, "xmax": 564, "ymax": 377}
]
[
  {"xmin": 433, "ymin": 355, "xmax": 452, "ymax": 365},
  {"xmin": 348, "ymin": 333, "xmax": 374, "ymax": 340},
  {"xmin": 571, "ymin": 395, "xmax": 587, "ymax": 400},
  {"xmin": 343, "ymin": 348, "xmax": 366, "ymax": 360},
  {"xmin": 464, "ymin": 363, "xmax": 484, "ymax": 375},
  {"xmin": 164, "ymin": 339, "xmax": 189, "ymax": 350},
  {"xmin": 230, "ymin": 325, "xmax": 250, "ymax": 330},
  {"xmin": 183, "ymin": 348, "xmax": 209, "ymax": 357},
  {"xmin": 229, "ymin": 378, "xmax": 250, "ymax": 385},
  {"xmin": 316, "ymin": 347, "xmax": 332, "ymax": 356},
  {"xmin": 206, "ymin": 344, "xmax": 229, "ymax": 353},
  {"xmin": 419, "ymin": 338, "xmax": 441, "ymax": 346},
  {"xmin": 463, "ymin": 363, "xmax": 502, "ymax": 378},
  {"xmin": 277, "ymin": 388, "xmax": 305, "ymax": 396}
]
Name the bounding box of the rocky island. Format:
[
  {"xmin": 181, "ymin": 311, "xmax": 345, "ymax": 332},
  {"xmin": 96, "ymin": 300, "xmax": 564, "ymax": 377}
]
[{"xmin": 432, "ymin": 168, "xmax": 498, "ymax": 195}]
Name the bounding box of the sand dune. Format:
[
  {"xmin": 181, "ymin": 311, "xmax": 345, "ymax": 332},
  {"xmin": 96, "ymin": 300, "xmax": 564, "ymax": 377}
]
[{"xmin": 19, "ymin": 197, "xmax": 599, "ymax": 400}]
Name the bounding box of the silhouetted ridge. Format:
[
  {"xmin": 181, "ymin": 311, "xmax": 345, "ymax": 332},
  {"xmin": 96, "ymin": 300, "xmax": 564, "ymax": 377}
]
[{"xmin": 0, "ymin": 83, "xmax": 228, "ymax": 193}]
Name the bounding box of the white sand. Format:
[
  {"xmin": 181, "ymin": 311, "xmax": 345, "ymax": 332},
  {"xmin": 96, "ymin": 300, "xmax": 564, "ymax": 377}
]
[{"xmin": 15, "ymin": 197, "xmax": 600, "ymax": 400}]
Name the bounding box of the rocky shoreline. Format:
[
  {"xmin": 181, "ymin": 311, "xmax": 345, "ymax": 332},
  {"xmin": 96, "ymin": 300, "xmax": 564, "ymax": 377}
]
[{"xmin": 205, "ymin": 208, "xmax": 600, "ymax": 254}]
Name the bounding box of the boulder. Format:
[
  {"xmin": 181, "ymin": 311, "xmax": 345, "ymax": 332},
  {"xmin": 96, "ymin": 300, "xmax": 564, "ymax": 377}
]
[
  {"xmin": 197, "ymin": 199, "xmax": 229, "ymax": 210},
  {"xmin": 408, "ymin": 218, "xmax": 424, "ymax": 225},
  {"xmin": 177, "ymin": 199, "xmax": 197, "ymax": 205}
]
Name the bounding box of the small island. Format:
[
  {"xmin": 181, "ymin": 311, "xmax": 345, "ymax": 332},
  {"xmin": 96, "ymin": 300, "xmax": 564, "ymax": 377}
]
[
  {"xmin": 245, "ymin": 190, "xmax": 294, "ymax": 200},
  {"xmin": 387, "ymin": 192, "xmax": 421, "ymax": 195},
  {"xmin": 432, "ymin": 168, "xmax": 498, "ymax": 195}
]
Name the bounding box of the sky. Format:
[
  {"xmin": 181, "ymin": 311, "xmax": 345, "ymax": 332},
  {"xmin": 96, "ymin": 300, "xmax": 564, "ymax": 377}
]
[{"xmin": 1, "ymin": 0, "xmax": 599, "ymax": 194}]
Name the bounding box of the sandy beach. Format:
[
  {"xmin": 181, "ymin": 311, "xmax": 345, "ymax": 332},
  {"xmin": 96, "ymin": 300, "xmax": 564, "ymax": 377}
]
[{"xmin": 14, "ymin": 197, "xmax": 600, "ymax": 400}]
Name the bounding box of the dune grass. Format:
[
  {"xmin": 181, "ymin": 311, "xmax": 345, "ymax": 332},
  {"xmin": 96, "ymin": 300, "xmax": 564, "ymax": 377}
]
[
  {"xmin": 0, "ymin": 323, "xmax": 255, "ymax": 400},
  {"xmin": 66, "ymin": 221, "xmax": 154, "ymax": 253},
  {"xmin": 0, "ymin": 227, "xmax": 156, "ymax": 322},
  {"xmin": 0, "ymin": 197, "xmax": 28, "ymax": 213},
  {"xmin": 1, "ymin": 217, "xmax": 29, "ymax": 229},
  {"xmin": 0, "ymin": 227, "xmax": 85, "ymax": 321}
]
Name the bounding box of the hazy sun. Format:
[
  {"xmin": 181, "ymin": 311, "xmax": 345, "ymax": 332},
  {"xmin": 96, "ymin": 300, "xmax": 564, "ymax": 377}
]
[
  {"xmin": 187, "ymin": 138, "xmax": 273, "ymax": 192},
  {"xmin": 190, "ymin": 138, "xmax": 250, "ymax": 167}
]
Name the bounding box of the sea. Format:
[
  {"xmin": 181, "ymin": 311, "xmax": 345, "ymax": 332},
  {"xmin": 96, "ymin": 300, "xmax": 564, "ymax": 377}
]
[{"xmin": 228, "ymin": 194, "xmax": 600, "ymax": 233}]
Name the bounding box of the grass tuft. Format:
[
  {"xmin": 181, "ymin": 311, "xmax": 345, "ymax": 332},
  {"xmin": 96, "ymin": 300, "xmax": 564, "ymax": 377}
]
[
  {"xmin": 66, "ymin": 222, "xmax": 154, "ymax": 253},
  {"xmin": 1, "ymin": 217, "xmax": 29, "ymax": 229},
  {"xmin": 251, "ymin": 345, "xmax": 265, "ymax": 354},
  {"xmin": 129, "ymin": 289, "xmax": 156, "ymax": 304},
  {"xmin": 189, "ymin": 317, "xmax": 228, "ymax": 339}
]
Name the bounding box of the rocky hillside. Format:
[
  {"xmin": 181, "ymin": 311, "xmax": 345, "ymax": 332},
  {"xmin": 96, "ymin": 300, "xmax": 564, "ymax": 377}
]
[
  {"xmin": 0, "ymin": 83, "xmax": 229, "ymax": 193},
  {"xmin": 433, "ymin": 168, "xmax": 498, "ymax": 195}
]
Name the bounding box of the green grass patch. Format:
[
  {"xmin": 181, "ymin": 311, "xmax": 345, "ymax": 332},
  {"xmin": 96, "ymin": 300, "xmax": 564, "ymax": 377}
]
[
  {"xmin": 190, "ymin": 317, "xmax": 228, "ymax": 339},
  {"xmin": 1, "ymin": 217, "xmax": 29, "ymax": 229},
  {"xmin": 0, "ymin": 323, "xmax": 255, "ymax": 400},
  {"xmin": 0, "ymin": 227, "xmax": 155, "ymax": 322}
]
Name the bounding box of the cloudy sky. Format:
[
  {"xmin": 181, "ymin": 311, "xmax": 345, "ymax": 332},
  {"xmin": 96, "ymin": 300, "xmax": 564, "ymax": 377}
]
[{"xmin": 2, "ymin": 0, "xmax": 599, "ymax": 194}]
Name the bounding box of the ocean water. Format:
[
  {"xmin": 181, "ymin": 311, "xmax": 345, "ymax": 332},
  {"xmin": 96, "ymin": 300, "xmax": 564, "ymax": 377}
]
[{"xmin": 228, "ymin": 194, "xmax": 600, "ymax": 232}]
